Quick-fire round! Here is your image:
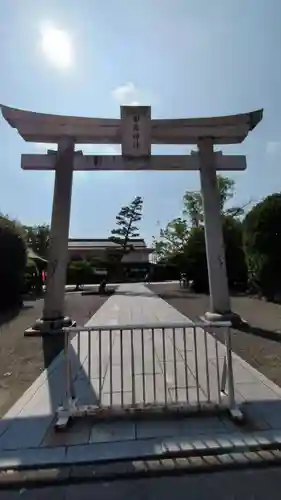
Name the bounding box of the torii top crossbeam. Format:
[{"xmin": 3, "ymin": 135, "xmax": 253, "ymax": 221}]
[{"xmin": 1, "ymin": 104, "xmax": 263, "ymax": 145}]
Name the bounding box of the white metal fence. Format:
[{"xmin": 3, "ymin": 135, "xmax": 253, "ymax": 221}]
[{"xmin": 55, "ymin": 321, "xmax": 242, "ymax": 429}]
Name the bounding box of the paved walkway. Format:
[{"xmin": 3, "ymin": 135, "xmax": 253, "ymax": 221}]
[{"xmin": 1, "ymin": 283, "xmax": 281, "ymax": 470}]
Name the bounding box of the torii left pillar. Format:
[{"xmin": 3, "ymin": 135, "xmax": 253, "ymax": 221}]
[{"xmin": 27, "ymin": 137, "xmax": 76, "ymax": 334}]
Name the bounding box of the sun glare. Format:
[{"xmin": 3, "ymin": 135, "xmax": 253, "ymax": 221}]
[{"xmin": 40, "ymin": 23, "xmax": 73, "ymax": 69}]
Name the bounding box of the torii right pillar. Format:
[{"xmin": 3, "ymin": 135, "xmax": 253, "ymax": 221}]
[{"xmin": 198, "ymin": 138, "xmax": 239, "ymax": 323}]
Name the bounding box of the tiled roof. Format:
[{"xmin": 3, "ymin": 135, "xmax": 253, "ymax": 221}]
[{"xmin": 68, "ymin": 238, "xmax": 147, "ymax": 250}]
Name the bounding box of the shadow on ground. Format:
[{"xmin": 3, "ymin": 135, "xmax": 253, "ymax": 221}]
[
  {"xmin": 81, "ymin": 288, "xmax": 198, "ymax": 300},
  {"xmin": 236, "ymin": 323, "xmax": 281, "ymax": 344},
  {"xmin": 0, "ymin": 303, "xmax": 35, "ymax": 328},
  {"xmin": 0, "ymin": 292, "xmax": 111, "ymax": 418},
  {"xmin": 81, "ymin": 289, "xmax": 116, "ymax": 297}
]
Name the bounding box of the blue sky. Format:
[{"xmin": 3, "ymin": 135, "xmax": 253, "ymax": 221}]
[{"xmin": 0, "ymin": 0, "xmax": 280, "ymax": 245}]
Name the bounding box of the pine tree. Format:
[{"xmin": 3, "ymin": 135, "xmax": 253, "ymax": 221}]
[{"xmin": 110, "ymin": 196, "xmax": 143, "ymax": 251}]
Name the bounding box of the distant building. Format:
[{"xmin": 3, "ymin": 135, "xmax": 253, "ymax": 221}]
[
  {"xmin": 68, "ymin": 238, "xmax": 152, "ymax": 262},
  {"xmin": 68, "ymin": 238, "xmax": 153, "ymax": 280}
]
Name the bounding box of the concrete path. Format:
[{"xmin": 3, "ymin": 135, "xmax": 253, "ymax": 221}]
[{"xmin": 1, "ymin": 283, "xmax": 281, "ymax": 470}]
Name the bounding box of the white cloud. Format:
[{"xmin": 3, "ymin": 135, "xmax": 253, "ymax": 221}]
[
  {"xmin": 110, "ymin": 81, "xmax": 155, "ymax": 107},
  {"xmin": 266, "ymin": 141, "xmax": 281, "ymax": 155},
  {"xmin": 112, "ymin": 82, "xmax": 139, "ymax": 105}
]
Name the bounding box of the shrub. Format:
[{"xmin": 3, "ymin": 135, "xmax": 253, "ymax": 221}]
[
  {"xmin": 243, "ymin": 193, "xmax": 281, "ymax": 299},
  {"xmin": 0, "ymin": 215, "xmax": 27, "ymax": 312}
]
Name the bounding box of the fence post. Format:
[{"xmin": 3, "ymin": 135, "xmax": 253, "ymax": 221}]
[
  {"xmin": 220, "ymin": 356, "xmax": 227, "ymax": 394},
  {"xmin": 225, "ymin": 326, "xmax": 235, "ymax": 409},
  {"xmin": 224, "ymin": 325, "xmax": 243, "ymax": 421},
  {"xmin": 55, "ymin": 329, "xmax": 76, "ymax": 429}
]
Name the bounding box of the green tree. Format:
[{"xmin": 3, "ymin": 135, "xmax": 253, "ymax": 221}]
[
  {"xmin": 183, "ymin": 175, "xmax": 245, "ymax": 227},
  {"xmin": 182, "ymin": 191, "xmax": 203, "ymax": 228},
  {"xmin": 109, "ymin": 196, "xmax": 143, "ymax": 279},
  {"xmin": 0, "ymin": 215, "xmax": 27, "ymax": 311},
  {"xmin": 170, "ymin": 217, "xmax": 248, "ymax": 293},
  {"xmin": 223, "ymin": 216, "xmax": 248, "ymax": 291},
  {"xmin": 243, "ymin": 193, "xmax": 281, "ymax": 299},
  {"xmin": 152, "ymin": 218, "xmax": 189, "ymax": 262},
  {"xmin": 23, "ymin": 224, "xmax": 50, "ymax": 259},
  {"xmin": 180, "ymin": 227, "xmax": 208, "ymax": 292},
  {"xmin": 110, "ymin": 196, "xmax": 143, "ymax": 250}
]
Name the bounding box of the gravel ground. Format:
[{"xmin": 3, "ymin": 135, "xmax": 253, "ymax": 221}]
[
  {"xmin": 0, "ymin": 292, "xmax": 109, "ymax": 417},
  {"xmin": 149, "ymin": 283, "xmax": 281, "ymax": 388}
]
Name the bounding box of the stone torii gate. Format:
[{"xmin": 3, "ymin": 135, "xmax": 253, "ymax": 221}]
[{"xmin": 0, "ymin": 105, "xmax": 263, "ymax": 334}]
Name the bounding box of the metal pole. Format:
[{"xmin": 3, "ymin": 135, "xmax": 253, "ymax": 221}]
[{"xmin": 225, "ymin": 326, "xmax": 235, "ymax": 409}]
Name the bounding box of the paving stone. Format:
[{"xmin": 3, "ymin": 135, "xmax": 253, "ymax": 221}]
[
  {"xmin": 202, "ymin": 454, "xmax": 220, "ymax": 466},
  {"xmin": 42, "ymin": 419, "xmax": 92, "ymax": 447},
  {"xmin": 228, "ymin": 435, "xmax": 247, "ymax": 448},
  {"xmin": 174, "ymin": 457, "xmax": 191, "ymax": 467},
  {"xmin": 235, "ymin": 382, "xmax": 279, "ymax": 401},
  {"xmin": 100, "ymin": 390, "xmax": 133, "ymax": 406},
  {"xmin": 202, "ymin": 438, "xmax": 222, "ymax": 451},
  {"xmin": 133, "ymin": 374, "xmax": 168, "ymax": 403},
  {"xmin": 0, "ymin": 447, "xmax": 66, "ymax": 469},
  {"xmin": 173, "ymin": 438, "xmax": 195, "ymax": 453},
  {"xmin": 243, "ymin": 435, "xmax": 260, "ymax": 447},
  {"xmin": 189, "ymin": 439, "xmax": 207, "ymax": 450},
  {"xmin": 216, "ymin": 436, "xmax": 235, "ymax": 450},
  {"xmin": 217, "ymin": 454, "xmax": 235, "ymax": 465},
  {"xmin": 270, "ymin": 450, "xmax": 281, "ymax": 460},
  {"xmin": 66, "ymin": 438, "xmax": 165, "ymax": 464},
  {"xmin": 73, "ymin": 376, "xmax": 100, "ymax": 406},
  {"xmin": 136, "ymin": 420, "xmax": 182, "ymax": 440},
  {"xmin": 159, "ymin": 361, "xmax": 197, "ymax": 388},
  {"xmin": 180, "ymin": 416, "xmax": 229, "ymax": 436},
  {"xmin": 254, "ymin": 433, "xmax": 273, "ymax": 446},
  {"xmin": 169, "ymin": 386, "xmax": 205, "ymax": 404},
  {"xmin": 272, "ymin": 431, "xmax": 281, "ymax": 444},
  {"xmin": 161, "ymin": 440, "xmax": 182, "ymax": 453},
  {"xmin": 89, "ymin": 421, "xmax": 136, "ymax": 444},
  {"xmin": 186, "ymin": 456, "xmax": 204, "ymax": 467},
  {"xmin": 257, "ymin": 450, "xmax": 276, "ymax": 461},
  {"xmin": 243, "ymin": 451, "xmax": 262, "ymax": 462},
  {"xmin": 230, "ymin": 452, "xmax": 250, "ymax": 464},
  {"xmin": 66, "ymin": 442, "xmax": 131, "ymax": 464},
  {"xmin": 0, "ymin": 415, "xmax": 55, "ymax": 451}
]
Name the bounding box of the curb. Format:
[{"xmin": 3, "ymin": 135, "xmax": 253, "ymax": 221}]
[
  {"xmin": 1, "ymin": 449, "xmax": 281, "ymax": 490},
  {"xmin": 1, "ymin": 444, "xmax": 281, "ymax": 490}
]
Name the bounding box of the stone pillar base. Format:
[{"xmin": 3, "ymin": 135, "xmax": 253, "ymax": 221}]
[
  {"xmin": 24, "ymin": 316, "xmax": 76, "ymax": 337},
  {"xmin": 203, "ymin": 311, "xmax": 245, "ymax": 327}
]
